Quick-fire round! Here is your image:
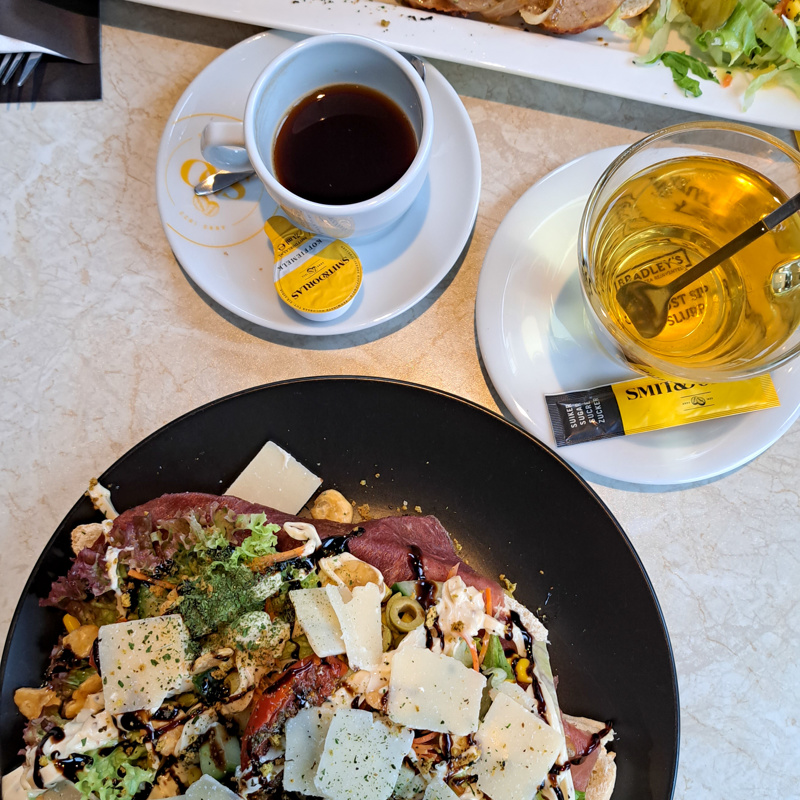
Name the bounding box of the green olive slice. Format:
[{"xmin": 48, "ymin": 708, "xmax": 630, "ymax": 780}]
[{"xmin": 386, "ymin": 592, "xmax": 425, "ymax": 632}]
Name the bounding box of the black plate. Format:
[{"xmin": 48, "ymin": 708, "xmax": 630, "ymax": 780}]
[{"xmin": 0, "ymin": 377, "xmax": 678, "ymax": 798}]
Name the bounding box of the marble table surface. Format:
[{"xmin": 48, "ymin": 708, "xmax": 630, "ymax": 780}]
[{"xmin": 1, "ymin": 2, "xmax": 798, "ymax": 798}]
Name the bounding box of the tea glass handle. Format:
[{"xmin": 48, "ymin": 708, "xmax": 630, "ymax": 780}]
[{"xmin": 200, "ymin": 121, "xmax": 251, "ymax": 170}]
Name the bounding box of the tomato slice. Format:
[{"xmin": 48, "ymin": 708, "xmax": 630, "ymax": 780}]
[{"xmin": 241, "ymin": 655, "xmax": 348, "ymax": 767}]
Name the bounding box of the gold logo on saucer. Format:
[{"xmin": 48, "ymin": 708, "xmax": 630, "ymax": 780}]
[{"xmin": 180, "ymin": 159, "xmax": 246, "ymax": 217}]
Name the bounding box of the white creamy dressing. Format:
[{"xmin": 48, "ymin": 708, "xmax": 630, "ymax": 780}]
[
  {"xmin": 431, "ymin": 576, "xmax": 505, "ymax": 656},
  {"xmin": 7, "ymin": 701, "xmax": 119, "ymax": 796},
  {"xmin": 42, "ymin": 696, "xmax": 119, "ymax": 759},
  {"xmin": 104, "ymin": 546, "xmax": 123, "ymax": 595},
  {"xmin": 2, "ymin": 766, "xmax": 38, "ymax": 800}
]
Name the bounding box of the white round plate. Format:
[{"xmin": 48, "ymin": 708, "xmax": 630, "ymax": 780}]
[
  {"xmin": 156, "ymin": 31, "xmax": 480, "ymax": 335},
  {"xmin": 476, "ymin": 146, "xmax": 800, "ymax": 485}
]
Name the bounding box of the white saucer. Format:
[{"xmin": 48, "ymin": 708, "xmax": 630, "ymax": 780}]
[
  {"xmin": 156, "ymin": 31, "xmax": 481, "ymax": 336},
  {"xmin": 476, "ymin": 147, "xmax": 800, "ymax": 486}
]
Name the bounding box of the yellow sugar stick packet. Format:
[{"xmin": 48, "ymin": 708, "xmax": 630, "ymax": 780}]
[
  {"xmin": 266, "ymin": 215, "xmax": 362, "ymax": 321},
  {"xmin": 546, "ymin": 375, "xmax": 780, "ymax": 447}
]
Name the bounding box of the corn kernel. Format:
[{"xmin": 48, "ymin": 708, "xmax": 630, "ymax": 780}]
[
  {"xmin": 787, "ymin": 0, "xmax": 800, "ymax": 20},
  {"xmin": 63, "ymin": 614, "xmax": 81, "ymax": 633},
  {"xmin": 515, "ymin": 657, "xmax": 533, "ymax": 684}
]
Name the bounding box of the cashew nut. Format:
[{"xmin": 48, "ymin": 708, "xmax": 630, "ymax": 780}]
[
  {"xmin": 63, "ymin": 624, "xmax": 99, "ymax": 659},
  {"xmin": 14, "ymin": 687, "xmax": 59, "ymax": 720}
]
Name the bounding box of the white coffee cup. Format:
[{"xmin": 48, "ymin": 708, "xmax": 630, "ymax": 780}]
[{"xmin": 201, "ymin": 34, "xmax": 434, "ymax": 240}]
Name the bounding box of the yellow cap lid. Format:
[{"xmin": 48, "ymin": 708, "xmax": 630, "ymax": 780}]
[{"xmin": 266, "ymin": 216, "xmax": 363, "ymax": 321}]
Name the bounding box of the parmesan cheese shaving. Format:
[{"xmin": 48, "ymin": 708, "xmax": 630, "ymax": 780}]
[
  {"xmin": 97, "ymin": 615, "xmax": 191, "ymax": 715},
  {"xmin": 325, "ymin": 583, "xmax": 383, "ymax": 670},
  {"xmin": 290, "ymin": 588, "xmax": 346, "ymax": 658},
  {"xmin": 387, "ymin": 646, "xmax": 485, "ymax": 735},
  {"xmin": 313, "ymin": 709, "xmax": 413, "ymax": 800},
  {"xmin": 474, "ymin": 693, "xmax": 563, "ymax": 800},
  {"xmin": 283, "ymin": 706, "xmax": 336, "ymax": 795}
]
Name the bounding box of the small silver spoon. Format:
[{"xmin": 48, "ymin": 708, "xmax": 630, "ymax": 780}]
[
  {"xmin": 194, "ymin": 169, "xmax": 255, "ymax": 196},
  {"xmin": 616, "ymin": 189, "xmax": 800, "ymax": 339}
]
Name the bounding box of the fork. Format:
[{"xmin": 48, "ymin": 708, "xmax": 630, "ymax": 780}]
[{"xmin": 0, "ymin": 52, "xmax": 42, "ymax": 87}]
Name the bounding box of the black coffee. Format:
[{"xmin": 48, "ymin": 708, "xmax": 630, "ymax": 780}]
[{"xmin": 273, "ymin": 84, "xmax": 418, "ymax": 206}]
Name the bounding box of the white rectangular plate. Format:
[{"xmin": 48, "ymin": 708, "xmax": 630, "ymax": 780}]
[{"xmin": 129, "ymin": 0, "xmax": 800, "ymax": 130}]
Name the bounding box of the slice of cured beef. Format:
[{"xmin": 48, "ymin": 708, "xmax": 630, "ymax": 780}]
[
  {"xmin": 44, "ymin": 492, "xmax": 503, "ymax": 610},
  {"xmin": 562, "ymin": 715, "xmax": 615, "ymax": 792},
  {"xmin": 346, "ymin": 514, "xmax": 498, "ymax": 598}
]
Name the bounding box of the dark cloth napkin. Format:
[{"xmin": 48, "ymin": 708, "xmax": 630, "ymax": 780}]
[{"xmin": 0, "ymin": 0, "xmax": 101, "ymax": 103}]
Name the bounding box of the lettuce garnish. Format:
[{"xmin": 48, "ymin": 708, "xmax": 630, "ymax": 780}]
[
  {"xmin": 73, "ymin": 745, "xmax": 155, "ymax": 800},
  {"xmin": 229, "ymin": 514, "xmax": 280, "ymax": 565},
  {"xmin": 642, "ymin": 50, "xmax": 720, "ymax": 95},
  {"xmin": 481, "ymin": 634, "xmax": 514, "ymax": 682},
  {"xmin": 620, "ymin": 0, "xmax": 800, "ymax": 103}
]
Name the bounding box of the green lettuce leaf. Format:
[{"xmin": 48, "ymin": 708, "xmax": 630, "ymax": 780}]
[
  {"xmin": 696, "ymin": 5, "xmax": 759, "ymax": 65},
  {"xmin": 627, "ymin": 0, "xmax": 800, "ymax": 106},
  {"xmin": 643, "ymin": 50, "xmax": 721, "ymax": 95},
  {"xmin": 229, "ymin": 514, "xmax": 279, "ymax": 565},
  {"xmin": 604, "ymin": 8, "xmax": 636, "ymax": 39},
  {"xmin": 187, "ymin": 511, "xmax": 230, "ymax": 552},
  {"xmin": 736, "ymin": 0, "xmax": 800, "ymax": 66},
  {"xmin": 743, "ymin": 62, "xmax": 800, "ymax": 108},
  {"xmin": 480, "ymin": 634, "xmax": 514, "ymax": 681},
  {"xmin": 73, "ymin": 745, "xmax": 155, "ymax": 800}
]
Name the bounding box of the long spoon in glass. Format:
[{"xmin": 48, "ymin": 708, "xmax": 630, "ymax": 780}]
[{"xmin": 616, "ymin": 189, "xmax": 800, "ymax": 339}]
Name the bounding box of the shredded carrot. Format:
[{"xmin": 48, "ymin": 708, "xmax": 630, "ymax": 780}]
[
  {"xmin": 127, "ymin": 568, "xmax": 175, "ymax": 590},
  {"xmin": 250, "ymin": 544, "xmax": 308, "ymax": 572},
  {"xmin": 477, "ymin": 631, "xmax": 491, "ymax": 667},
  {"xmin": 720, "ymin": 73, "xmax": 733, "ymax": 88},
  {"xmin": 446, "ymin": 563, "xmax": 460, "ymax": 580},
  {"xmin": 460, "ymin": 631, "xmax": 480, "ymax": 671},
  {"xmin": 484, "ymin": 587, "xmax": 492, "ymax": 614},
  {"xmin": 413, "ymin": 732, "xmax": 439, "ymax": 745}
]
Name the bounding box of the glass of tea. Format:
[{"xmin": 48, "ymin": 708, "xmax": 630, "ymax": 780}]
[
  {"xmin": 200, "ymin": 34, "xmax": 433, "ymax": 240},
  {"xmin": 579, "ymin": 122, "xmax": 800, "ymax": 382}
]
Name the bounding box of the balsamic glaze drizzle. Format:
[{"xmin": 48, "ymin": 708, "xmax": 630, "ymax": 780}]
[
  {"xmin": 317, "ymin": 529, "xmax": 363, "ymax": 560},
  {"xmin": 33, "ymin": 728, "xmax": 64, "ymax": 789},
  {"xmin": 407, "ymin": 545, "xmax": 443, "ymax": 648},
  {"xmin": 508, "ymin": 609, "xmax": 548, "ymax": 719},
  {"xmin": 441, "ymin": 733, "xmax": 452, "ymax": 761},
  {"xmin": 407, "ymin": 546, "xmax": 439, "ymax": 610},
  {"xmin": 55, "ymin": 753, "xmax": 94, "ymax": 783},
  {"xmin": 568, "ymin": 721, "xmax": 614, "ymax": 765}
]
